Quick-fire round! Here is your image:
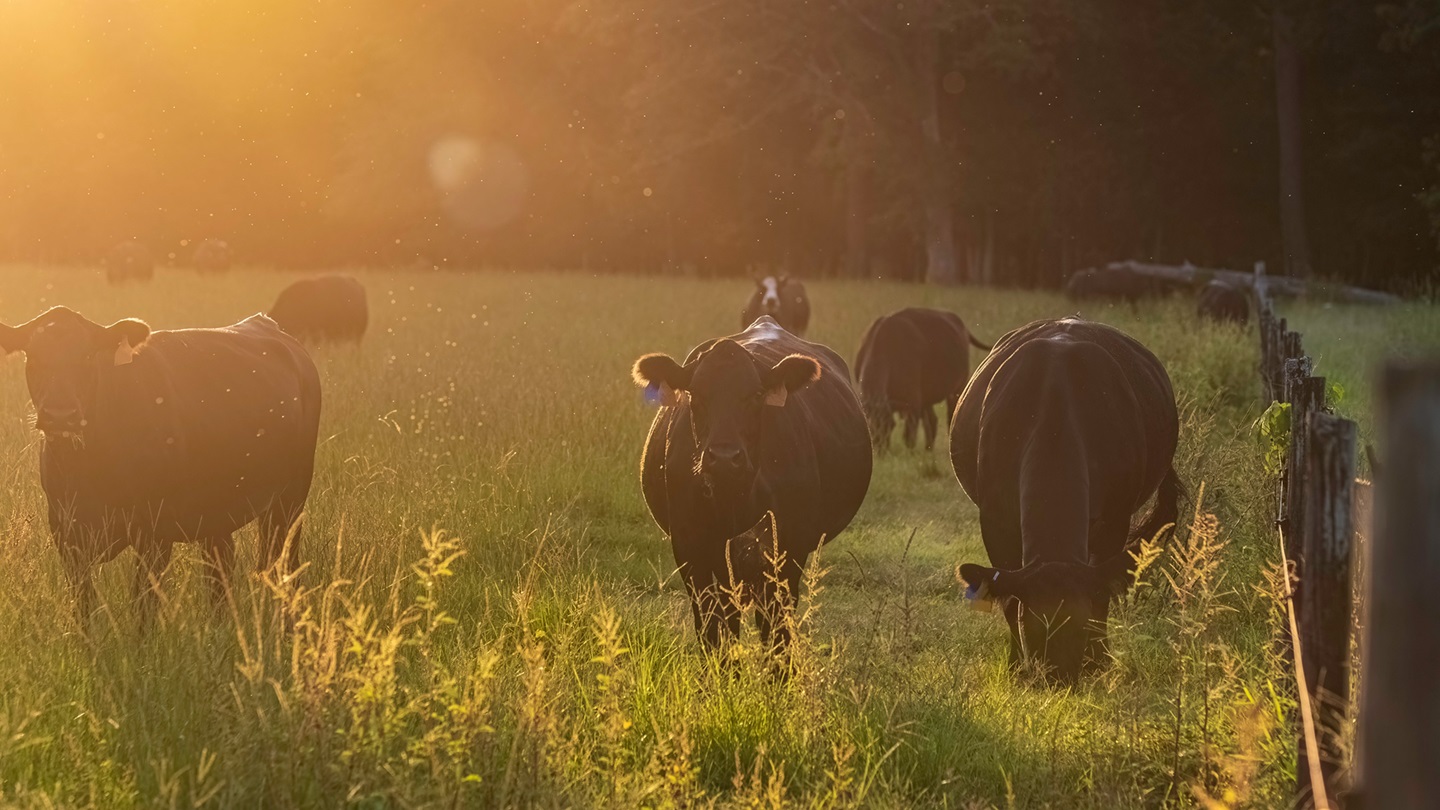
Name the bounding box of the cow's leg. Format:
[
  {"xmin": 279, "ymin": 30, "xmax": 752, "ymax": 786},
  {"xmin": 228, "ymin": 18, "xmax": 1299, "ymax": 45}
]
[
  {"xmin": 945, "ymin": 393, "xmax": 961, "ymax": 425},
  {"xmin": 1084, "ymin": 598, "xmax": 1112, "ymax": 673},
  {"xmin": 754, "ymin": 558, "xmax": 804, "ymax": 656},
  {"xmin": 203, "ymin": 533, "xmax": 236, "ymax": 607},
  {"xmin": 1003, "ymin": 597, "xmax": 1023, "ymax": 670},
  {"xmin": 686, "ymin": 574, "xmax": 738, "ymax": 649},
  {"xmin": 978, "ymin": 505, "xmax": 1024, "ymax": 669},
  {"xmin": 59, "ymin": 545, "xmax": 97, "ymax": 628},
  {"xmin": 259, "ymin": 500, "xmax": 304, "ymax": 574},
  {"xmin": 901, "ymin": 411, "xmax": 919, "ymax": 449},
  {"xmin": 921, "ymin": 405, "xmax": 939, "ymax": 450},
  {"xmin": 133, "ymin": 540, "xmax": 174, "ymax": 628}
]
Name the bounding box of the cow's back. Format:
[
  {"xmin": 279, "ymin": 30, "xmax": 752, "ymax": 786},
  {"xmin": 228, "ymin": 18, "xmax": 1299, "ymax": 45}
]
[
  {"xmin": 895, "ymin": 308, "xmax": 972, "ymax": 401},
  {"xmin": 736, "ymin": 322, "xmax": 870, "ymax": 540},
  {"xmin": 951, "ymin": 318, "xmax": 1176, "ymax": 507},
  {"xmin": 271, "ymin": 275, "xmax": 368, "ymax": 342},
  {"xmin": 54, "ymin": 315, "xmax": 322, "ymax": 540},
  {"xmin": 855, "ymin": 313, "xmax": 920, "ymax": 404}
]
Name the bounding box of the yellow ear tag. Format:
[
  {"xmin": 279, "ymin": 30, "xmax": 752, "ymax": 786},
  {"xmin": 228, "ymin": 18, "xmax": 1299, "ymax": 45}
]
[
  {"xmin": 764, "ymin": 386, "xmax": 788, "ymax": 407},
  {"xmin": 964, "ymin": 582, "xmax": 995, "ymax": 613},
  {"xmin": 113, "ymin": 338, "xmax": 134, "ymax": 366},
  {"xmin": 962, "ymin": 570, "xmax": 998, "ymax": 613}
]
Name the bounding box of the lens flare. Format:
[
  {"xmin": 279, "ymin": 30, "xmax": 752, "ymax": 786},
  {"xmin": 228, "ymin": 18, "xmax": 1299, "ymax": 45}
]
[{"xmin": 427, "ymin": 136, "xmax": 529, "ymax": 231}]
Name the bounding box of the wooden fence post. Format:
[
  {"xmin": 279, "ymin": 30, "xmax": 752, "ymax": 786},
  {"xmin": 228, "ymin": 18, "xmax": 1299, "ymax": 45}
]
[
  {"xmin": 1298, "ymin": 411, "xmax": 1356, "ymax": 801},
  {"xmin": 1285, "ymin": 372, "xmax": 1324, "ymax": 546},
  {"xmin": 1353, "ymin": 361, "xmax": 1440, "ymax": 808}
]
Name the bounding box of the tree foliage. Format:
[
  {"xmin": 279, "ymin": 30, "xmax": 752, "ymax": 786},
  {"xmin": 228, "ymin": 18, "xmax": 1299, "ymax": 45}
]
[{"xmin": 0, "ymin": 1, "xmax": 1435, "ymax": 287}]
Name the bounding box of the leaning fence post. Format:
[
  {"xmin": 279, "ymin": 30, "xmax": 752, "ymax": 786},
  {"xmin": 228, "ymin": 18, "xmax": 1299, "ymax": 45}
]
[
  {"xmin": 1298, "ymin": 411, "xmax": 1356, "ymax": 801},
  {"xmin": 1281, "ymin": 362, "xmax": 1322, "ymax": 559},
  {"xmin": 1353, "ymin": 361, "xmax": 1440, "ymax": 808}
]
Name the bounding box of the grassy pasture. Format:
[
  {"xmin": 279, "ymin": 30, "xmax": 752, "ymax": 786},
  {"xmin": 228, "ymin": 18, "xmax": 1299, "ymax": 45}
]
[{"xmin": 0, "ymin": 266, "xmax": 1435, "ymax": 808}]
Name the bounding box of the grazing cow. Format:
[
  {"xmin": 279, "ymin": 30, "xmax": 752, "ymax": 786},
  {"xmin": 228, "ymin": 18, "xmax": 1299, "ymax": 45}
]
[
  {"xmin": 951, "ymin": 318, "xmax": 1180, "ymax": 683},
  {"xmin": 1196, "ymin": 280, "xmax": 1249, "ymax": 325},
  {"xmin": 0, "ymin": 308, "xmax": 322, "ymax": 623},
  {"xmin": 741, "ymin": 276, "xmax": 811, "ymax": 336},
  {"xmin": 1064, "ymin": 267, "xmax": 1169, "ymax": 302},
  {"xmin": 106, "ymin": 241, "xmax": 154, "ymax": 283},
  {"xmin": 268, "ymin": 275, "xmax": 368, "ymax": 344},
  {"xmin": 632, "ymin": 316, "xmax": 871, "ymax": 653},
  {"xmin": 854, "ymin": 307, "xmax": 991, "ymax": 452},
  {"xmin": 191, "ymin": 238, "xmax": 232, "ymax": 272}
]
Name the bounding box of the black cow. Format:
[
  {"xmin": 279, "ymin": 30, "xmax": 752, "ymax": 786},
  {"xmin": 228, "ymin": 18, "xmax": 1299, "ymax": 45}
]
[
  {"xmin": 854, "ymin": 307, "xmax": 991, "ymax": 452},
  {"xmin": 741, "ymin": 276, "xmax": 811, "ymax": 336},
  {"xmin": 1196, "ymin": 280, "xmax": 1249, "ymax": 325},
  {"xmin": 951, "ymin": 318, "xmax": 1180, "ymax": 682},
  {"xmin": 106, "ymin": 241, "xmax": 154, "ymax": 284},
  {"xmin": 632, "ymin": 316, "xmax": 871, "ymax": 652},
  {"xmin": 1064, "ymin": 267, "xmax": 1169, "ymax": 302},
  {"xmin": 0, "ymin": 308, "xmax": 322, "ymax": 622},
  {"xmin": 191, "ymin": 238, "xmax": 232, "ymax": 272},
  {"xmin": 269, "ymin": 275, "xmax": 368, "ymax": 344}
]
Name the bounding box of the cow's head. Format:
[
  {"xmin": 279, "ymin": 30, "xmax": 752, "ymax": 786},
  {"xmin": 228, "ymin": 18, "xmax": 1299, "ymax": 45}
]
[
  {"xmin": 633, "ymin": 340, "xmax": 820, "ymax": 492},
  {"xmin": 757, "ymin": 276, "xmax": 782, "ymax": 315},
  {"xmin": 959, "ymin": 553, "xmax": 1133, "ymax": 683},
  {"xmin": 0, "ymin": 307, "xmax": 151, "ymax": 438}
]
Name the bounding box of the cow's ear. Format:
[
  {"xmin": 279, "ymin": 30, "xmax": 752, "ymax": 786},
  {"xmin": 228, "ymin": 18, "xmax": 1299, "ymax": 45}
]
[
  {"xmin": 762, "ymin": 354, "xmax": 820, "ymax": 407},
  {"xmin": 104, "ymin": 319, "xmax": 151, "ymax": 348},
  {"xmin": 632, "ymin": 353, "xmax": 693, "ymax": 392},
  {"xmin": 101, "ymin": 319, "xmax": 151, "ymax": 365},
  {"xmin": 0, "ymin": 318, "xmax": 44, "ymax": 355},
  {"xmin": 959, "ymin": 563, "xmax": 1006, "ymax": 612}
]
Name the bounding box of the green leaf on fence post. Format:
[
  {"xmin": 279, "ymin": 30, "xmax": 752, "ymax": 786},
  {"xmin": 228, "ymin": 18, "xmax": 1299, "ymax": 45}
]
[{"xmin": 1253, "ymin": 401, "xmax": 1293, "ymax": 476}]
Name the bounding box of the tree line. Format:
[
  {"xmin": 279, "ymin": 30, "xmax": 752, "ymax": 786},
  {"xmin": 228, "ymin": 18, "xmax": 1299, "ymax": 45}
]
[{"xmin": 0, "ymin": 0, "xmax": 1435, "ymax": 289}]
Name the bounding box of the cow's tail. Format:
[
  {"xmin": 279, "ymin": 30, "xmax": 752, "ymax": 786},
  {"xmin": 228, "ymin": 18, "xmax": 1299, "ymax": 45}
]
[
  {"xmin": 968, "ymin": 333, "xmax": 992, "ymax": 352},
  {"xmin": 1131, "ymin": 465, "xmax": 1182, "ymax": 549}
]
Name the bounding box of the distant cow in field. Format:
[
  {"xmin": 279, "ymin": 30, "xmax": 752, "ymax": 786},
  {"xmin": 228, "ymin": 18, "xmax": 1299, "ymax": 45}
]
[
  {"xmin": 1195, "ymin": 280, "xmax": 1249, "ymax": 325},
  {"xmin": 268, "ymin": 275, "xmax": 368, "ymax": 344},
  {"xmin": 741, "ymin": 276, "xmax": 810, "ymax": 336},
  {"xmin": 1064, "ymin": 267, "xmax": 1168, "ymax": 302},
  {"xmin": 191, "ymin": 238, "xmax": 232, "ymax": 272},
  {"xmin": 855, "ymin": 307, "xmax": 990, "ymax": 452},
  {"xmin": 951, "ymin": 317, "xmax": 1180, "ymax": 683},
  {"xmin": 0, "ymin": 308, "xmax": 322, "ymax": 623},
  {"xmin": 632, "ymin": 316, "xmax": 871, "ymax": 653},
  {"xmin": 106, "ymin": 241, "xmax": 154, "ymax": 283}
]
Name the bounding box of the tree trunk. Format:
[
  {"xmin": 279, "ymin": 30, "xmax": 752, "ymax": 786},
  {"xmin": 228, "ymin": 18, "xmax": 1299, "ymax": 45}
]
[
  {"xmin": 1273, "ymin": 7, "xmax": 1312, "ymax": 279},
  {"xmin": 917, "ymin": 29, "xmax": 958, "ymax": 285},
  {"xmin": 842, "ymin": 123, "xmax": 870, "ymax": 279},
  {"xmin": 981, "ymin": 212, "xmax": 995, "ymax": 285}
]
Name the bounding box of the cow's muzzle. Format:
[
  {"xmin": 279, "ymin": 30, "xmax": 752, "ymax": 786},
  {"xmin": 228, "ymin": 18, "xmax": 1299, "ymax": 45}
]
[
  {"xmin": 700, "ymin": 445, "xmax": 753, "ymax": 487},
  {"xmin": 36, "ymin": 410, "xmax": 83, "ymax": 431}
]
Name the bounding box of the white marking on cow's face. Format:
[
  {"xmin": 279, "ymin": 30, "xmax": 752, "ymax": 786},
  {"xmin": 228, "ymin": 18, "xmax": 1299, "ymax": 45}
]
[{"xmin": 761, "ymin": 277, "xmax": 780, "ymax": 311}]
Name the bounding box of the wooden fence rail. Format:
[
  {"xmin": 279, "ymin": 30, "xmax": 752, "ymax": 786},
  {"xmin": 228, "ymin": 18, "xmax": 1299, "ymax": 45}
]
[
  {"xmin": 1254, "ymin": 266, "xmax": 1440, "ymax": 809},
  {"xmin": 1252, "ymin": 268, "xmax": 1356, "ymax": 808}
]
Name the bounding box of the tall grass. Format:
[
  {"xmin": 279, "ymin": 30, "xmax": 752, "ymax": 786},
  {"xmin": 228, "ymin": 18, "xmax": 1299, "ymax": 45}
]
[{"xmin": 0, "ymin": 266, "xmax": 1434, "ymax": 807}]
